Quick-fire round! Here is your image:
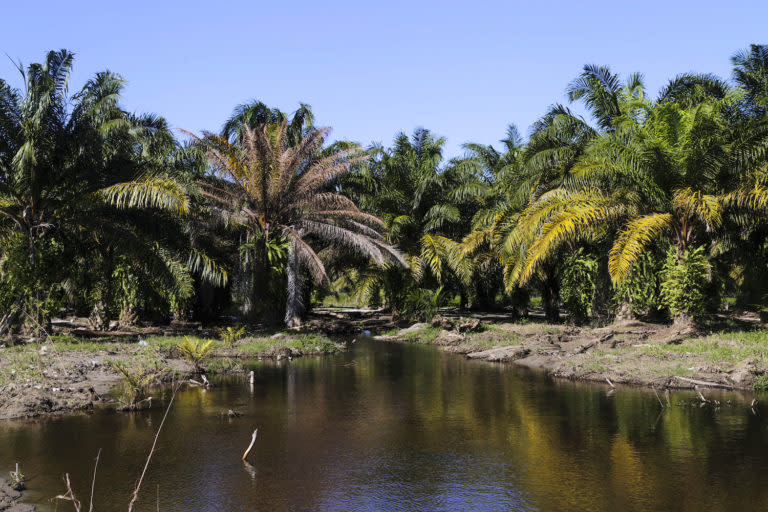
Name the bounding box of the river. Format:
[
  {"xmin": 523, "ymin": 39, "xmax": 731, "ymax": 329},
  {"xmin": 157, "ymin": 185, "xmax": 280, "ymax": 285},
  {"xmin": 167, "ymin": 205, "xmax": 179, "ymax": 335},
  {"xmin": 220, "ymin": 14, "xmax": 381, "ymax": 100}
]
[{"xmin": 1, "ymin": 336, "xmax": 767, "ymax": 511}]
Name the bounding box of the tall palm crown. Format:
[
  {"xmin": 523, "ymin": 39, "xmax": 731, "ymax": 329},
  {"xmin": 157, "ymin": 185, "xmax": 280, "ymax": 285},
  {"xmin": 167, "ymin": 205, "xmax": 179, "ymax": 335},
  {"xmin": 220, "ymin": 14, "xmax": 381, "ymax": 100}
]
[{"xmin": 193, "ymin": 120, "xmax": 403, "ymax": 325}]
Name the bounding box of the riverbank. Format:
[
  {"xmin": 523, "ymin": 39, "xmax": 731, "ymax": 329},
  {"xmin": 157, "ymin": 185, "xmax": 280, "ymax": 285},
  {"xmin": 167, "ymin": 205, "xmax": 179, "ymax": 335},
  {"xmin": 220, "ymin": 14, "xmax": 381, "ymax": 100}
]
[
  {"xmin": 375, "ymin": 315, "xmax": 768, "ymax": 392},
  {"xmin": 0, "ymin": 329, "xmax": 342, "ymax": 421}
]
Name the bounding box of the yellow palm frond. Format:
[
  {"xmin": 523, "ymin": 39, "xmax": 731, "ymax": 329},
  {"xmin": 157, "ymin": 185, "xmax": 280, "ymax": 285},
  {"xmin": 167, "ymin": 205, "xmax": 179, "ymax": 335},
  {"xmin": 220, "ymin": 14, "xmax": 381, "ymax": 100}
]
[
  {"xmin": 517, "ymin": 203, "xmax": 624, "ymax": 284},
  {"xmin": 673, "ymin": 188, "xmax": 722, "ymax": 230},
  {"xmin": 721, "ymin": 185, "xmax": 768, "ymax": 213},
  {"xmin": 101, "ymin": 175, "xmax": 189, "ymax": 214},
  {"xmin": 609, "ymin": 213, "xmax": 672, "ymax": 282}
]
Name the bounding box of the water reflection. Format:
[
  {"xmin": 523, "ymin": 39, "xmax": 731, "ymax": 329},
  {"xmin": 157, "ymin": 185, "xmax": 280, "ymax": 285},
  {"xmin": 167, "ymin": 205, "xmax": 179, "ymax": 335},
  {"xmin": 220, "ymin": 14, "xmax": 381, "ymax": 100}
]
[{"xmin": 1, "ymin": 338, "xmax": 767, "ymax": 511}]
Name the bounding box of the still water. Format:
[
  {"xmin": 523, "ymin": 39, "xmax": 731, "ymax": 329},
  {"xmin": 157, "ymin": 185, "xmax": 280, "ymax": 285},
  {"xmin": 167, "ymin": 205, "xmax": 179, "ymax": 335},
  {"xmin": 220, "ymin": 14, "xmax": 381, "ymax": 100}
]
[{"xmin": 2, "ymin": 337, "xmax": 768, "ymax": 511}]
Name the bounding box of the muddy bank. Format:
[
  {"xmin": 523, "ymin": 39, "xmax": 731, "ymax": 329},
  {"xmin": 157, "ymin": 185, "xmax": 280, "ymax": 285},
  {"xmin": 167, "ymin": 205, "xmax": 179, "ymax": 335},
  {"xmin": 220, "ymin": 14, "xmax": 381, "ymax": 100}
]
[
  {"xmin": 376, "ymin": 316, "xmax": 768, "ymax": 392},
  {"xmin": 0, "ymin": 330, "xmax": 343, "ymax": 421}
]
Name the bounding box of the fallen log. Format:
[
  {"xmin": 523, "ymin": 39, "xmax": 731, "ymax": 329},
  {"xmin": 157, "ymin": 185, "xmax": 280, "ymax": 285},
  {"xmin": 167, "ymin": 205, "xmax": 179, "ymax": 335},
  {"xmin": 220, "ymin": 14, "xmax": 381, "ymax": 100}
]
[{"xmin": 673, "ymin": 376, "xmax": 734, "ymax": 390}]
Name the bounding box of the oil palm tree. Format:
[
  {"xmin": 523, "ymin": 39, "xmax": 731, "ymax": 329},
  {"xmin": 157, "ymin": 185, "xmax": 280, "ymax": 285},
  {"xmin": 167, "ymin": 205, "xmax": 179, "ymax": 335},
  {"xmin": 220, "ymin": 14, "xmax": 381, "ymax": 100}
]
[
  {"xmin": 191, "ymin": 120, "xmax": 403, "ymax": 326},
  {"xmin": 508, "ymin": 83, "xmax": 768, "ymax": 327},
  {"xmin": 0, "ymin": 50, "xmax": 194, "ymax": 334},
  {"xmin": 343, "ymin": 129, "xmax": 453, "ymax": 310}
]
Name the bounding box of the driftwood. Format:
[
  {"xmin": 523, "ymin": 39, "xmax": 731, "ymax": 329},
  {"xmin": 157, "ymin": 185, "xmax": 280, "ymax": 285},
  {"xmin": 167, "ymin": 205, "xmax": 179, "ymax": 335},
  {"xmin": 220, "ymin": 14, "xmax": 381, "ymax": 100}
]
[
  {"xmin": 242, "ymin": 429, "xmax": 259, "ymax": 461},
  {"xmin": 673, "ymin": 376, "xmax": 734, "ymax": 389}
]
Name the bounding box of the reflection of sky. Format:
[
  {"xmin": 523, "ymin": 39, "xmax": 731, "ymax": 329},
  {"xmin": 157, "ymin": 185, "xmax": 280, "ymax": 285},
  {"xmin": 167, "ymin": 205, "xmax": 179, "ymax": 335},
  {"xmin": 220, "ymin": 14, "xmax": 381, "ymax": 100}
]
[
  {"xmin": 317, "ymin": 450, "xmax": 532, "ymax": 512},
  {"xmin": 2, "ymin": 339, "xmax": 768, "ymax": 511}
]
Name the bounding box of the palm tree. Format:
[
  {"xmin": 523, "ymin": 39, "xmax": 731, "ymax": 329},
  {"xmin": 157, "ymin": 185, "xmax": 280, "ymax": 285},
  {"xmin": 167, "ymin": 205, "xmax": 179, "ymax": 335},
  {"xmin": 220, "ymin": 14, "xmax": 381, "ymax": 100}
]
[
  {"xmin": 191, "ymin": 120, "xmax": 403, "ymax": 326},
  {"xmin": 507, "ymin": 75, "xmax": 768, "ymax": 327},
  {"xmin": 732, "ymin": 44, "xmax": 768, "ymax": 115},
  {"xmin": 343, "ymin": 129, "xmax": 450, "ymax": 310},
  {"xmin": 0, "ymin": 50, "xmax": 195, "ymax": 334}
]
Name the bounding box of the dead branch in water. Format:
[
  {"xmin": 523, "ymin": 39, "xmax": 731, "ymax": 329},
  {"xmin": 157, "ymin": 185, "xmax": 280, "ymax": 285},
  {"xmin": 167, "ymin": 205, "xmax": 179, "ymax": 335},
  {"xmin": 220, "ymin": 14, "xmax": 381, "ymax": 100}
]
[
  {"xmin": 89, "ymin": 449, "xmax": 100, "ymax": 512},
  {"xmin": 54, "ymin": 473, "xmax": 82, "ymax": 512},
  {"xmin": 128, "ymin": 382, "xmax": 181, "ymax": 512},
  {"xmin": 242, "ymin": 429, "xmax": 259, "ymax": 461}
]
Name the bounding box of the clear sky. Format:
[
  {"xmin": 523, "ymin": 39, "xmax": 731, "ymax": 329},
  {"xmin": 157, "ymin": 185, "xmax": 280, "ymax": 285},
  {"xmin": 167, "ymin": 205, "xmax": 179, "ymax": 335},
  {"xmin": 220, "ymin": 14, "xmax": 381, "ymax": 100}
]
[{"xmin": 2, "ymin": 0, "xmax": 767, "ymax": 158}]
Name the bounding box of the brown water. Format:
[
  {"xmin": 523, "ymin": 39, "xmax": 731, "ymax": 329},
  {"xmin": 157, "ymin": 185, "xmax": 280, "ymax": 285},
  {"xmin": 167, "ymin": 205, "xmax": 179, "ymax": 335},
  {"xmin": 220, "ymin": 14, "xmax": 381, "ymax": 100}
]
[{"xmin": 2, "ymin": 337, "xmax": 768, "ymax": 511}]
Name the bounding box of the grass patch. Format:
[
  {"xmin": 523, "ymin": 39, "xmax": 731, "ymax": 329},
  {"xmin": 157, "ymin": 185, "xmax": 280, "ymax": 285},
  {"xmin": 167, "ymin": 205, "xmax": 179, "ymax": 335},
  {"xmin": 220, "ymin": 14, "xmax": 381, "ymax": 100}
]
[
  {"xmin": 237, "ymin": 332, "xmax": 340, "ymax": 356},
  {"xmin": 403, "ymin": 326, "xmax": 440, "ymax": 344}
]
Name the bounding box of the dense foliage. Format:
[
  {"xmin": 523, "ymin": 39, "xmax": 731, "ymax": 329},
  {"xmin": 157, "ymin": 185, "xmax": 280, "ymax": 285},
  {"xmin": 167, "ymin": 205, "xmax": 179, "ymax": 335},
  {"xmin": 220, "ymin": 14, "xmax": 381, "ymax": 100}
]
[{"xmin": 2, "ymin": 44, "xmax": 768, "ymax": 332}]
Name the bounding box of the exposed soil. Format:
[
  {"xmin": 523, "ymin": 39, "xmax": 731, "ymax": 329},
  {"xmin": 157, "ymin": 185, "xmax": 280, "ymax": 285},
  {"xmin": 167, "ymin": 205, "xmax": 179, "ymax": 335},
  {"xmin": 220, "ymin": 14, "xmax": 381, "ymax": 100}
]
[
  {"xmin": 374, "ymin": 311, "xmax": 768, "ymax": 392},
  {"xmin": 0, "ymin": 316, "xmax": 346, "ymax": 422},
  {"xmin": 0, "ymin": 477, "xmax": 33, "ymax": 512}
]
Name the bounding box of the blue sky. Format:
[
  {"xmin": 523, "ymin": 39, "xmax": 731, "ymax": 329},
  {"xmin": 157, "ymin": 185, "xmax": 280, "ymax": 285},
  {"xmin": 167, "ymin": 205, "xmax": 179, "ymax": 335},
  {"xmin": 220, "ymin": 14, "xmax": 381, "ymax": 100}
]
[{"xmin": 2, "ymin": 1, "xmax": 767, "ymax": 158}]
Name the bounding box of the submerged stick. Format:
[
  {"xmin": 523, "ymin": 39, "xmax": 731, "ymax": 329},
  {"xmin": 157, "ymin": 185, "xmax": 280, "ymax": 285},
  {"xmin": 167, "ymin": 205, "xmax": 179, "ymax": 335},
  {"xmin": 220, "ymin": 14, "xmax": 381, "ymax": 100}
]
[
  {"xmin": 653, "ymin": 387, "xmax": 664, "ymax": 408},
  {"xmin": 605, "ymin": 377, "xmax": 615, "ymax": 389},
  {"xmin": 242, "ymin": 429, "xmax": 259, "ymax": 461}
]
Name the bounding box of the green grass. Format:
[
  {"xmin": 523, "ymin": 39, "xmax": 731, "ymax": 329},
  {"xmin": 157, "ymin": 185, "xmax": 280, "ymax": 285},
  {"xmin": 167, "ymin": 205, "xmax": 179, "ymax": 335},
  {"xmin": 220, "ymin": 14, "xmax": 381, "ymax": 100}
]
[
  {"xmin": 403, "ymin": 326, "xmax": 440, "ymax": 344},
  {"xmin": 639, "ymin": 330, "xmax": 768, "ymax": 365},
  {"xmin": 465, "ymin": 332, "xmax": 523, "ymax": 348},
  {"xmin": 236, "ymin": 333, "xmax": 339, "ymax": 356}
]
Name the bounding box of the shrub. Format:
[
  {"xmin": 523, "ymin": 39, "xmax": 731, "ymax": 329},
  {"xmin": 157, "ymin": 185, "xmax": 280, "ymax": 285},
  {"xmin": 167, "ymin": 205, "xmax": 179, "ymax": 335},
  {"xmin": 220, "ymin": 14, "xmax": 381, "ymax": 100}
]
[
  {"xmin": 218, "ymin": 326, "xmax": 246, "ymax": 347},
  {"xmin": 177, "ymin": 337, "xmax": 216, "ymax": 371},
  {"xmin": 403, "ymin": 286, "xmax": 443, "ymax": 323},
  {"xmin": 614, "ymin": 251, "xmax": 664, "ymax": 318},
  {"xmin": 113, "ymin": 363, "xmax": 156, "ymax": 410},
  {"xmin": 561, "ymin": 249, "xmax": 597, "ymax": 324},
  {"xmin": 660, "ymin": 246, "xmax": 710, "ymax": 324}
]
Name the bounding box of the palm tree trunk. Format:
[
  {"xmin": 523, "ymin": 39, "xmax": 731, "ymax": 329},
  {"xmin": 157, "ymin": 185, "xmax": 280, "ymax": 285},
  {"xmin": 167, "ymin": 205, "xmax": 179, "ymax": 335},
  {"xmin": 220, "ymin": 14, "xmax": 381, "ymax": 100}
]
[
  {"xmin": 541, "ymin": 274, "xmax": 561, "ymax": 323},
  {"xmin": 614, "ymin": 299, "xmax": 633, "ymax": 322},
  {"xmin": 284, "ymin": 240, "xmax": 303, "ymax": 327},
  {"xmin": 592, "ymin": 253, "xmax": 611, "ymax": 321},
  {"xmin": 459, "ymin": 290, "xmax": 468, "ymax": 311}
]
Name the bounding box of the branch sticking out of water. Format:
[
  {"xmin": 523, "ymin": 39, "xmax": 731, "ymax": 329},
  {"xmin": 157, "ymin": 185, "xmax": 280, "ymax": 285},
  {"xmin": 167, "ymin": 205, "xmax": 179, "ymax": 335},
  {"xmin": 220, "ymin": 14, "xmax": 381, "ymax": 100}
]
[
  {"xmin": 128, "ymin": 382, "xmax": 181, "ymax": 512},
  {"xmin": 242, "ymin": 429, "xmax": 259, "ymax": 461}
]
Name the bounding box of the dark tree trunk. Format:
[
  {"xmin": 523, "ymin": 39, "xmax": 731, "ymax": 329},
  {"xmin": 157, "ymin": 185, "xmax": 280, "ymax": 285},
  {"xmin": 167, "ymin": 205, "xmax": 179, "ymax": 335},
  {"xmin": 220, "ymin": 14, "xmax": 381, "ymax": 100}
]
[
  {"xmin": 88, "ymin": 300, "xmax": 109, "ymax": 331},
  {"xmin": 284, "ymin": 240, "xmax": 303, "ymax": 327},
  {"xmin": 90, "ymin": 247, "xmax": 114, "ymax": 331},
  {"xmin": 592, "ymin": 253, "xmax": 611, "ymax": 321},
  {"xmin": 459, "ymin": 290, "xmax": 468, "ymax": 311},
  {"xmin": 0, "ymin": 294, "xmax": 23, "ymax": 338},
  {"xmin": 509, "ymin": 287, "xmax": 530, "ymax": 319},
  {"xmin": 541, "ymin": 275, "xmax": 561, "ymax": 323},
  {"xmin": 247, "ymin": 241, "xmax": 282, "ymax": 326}
]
